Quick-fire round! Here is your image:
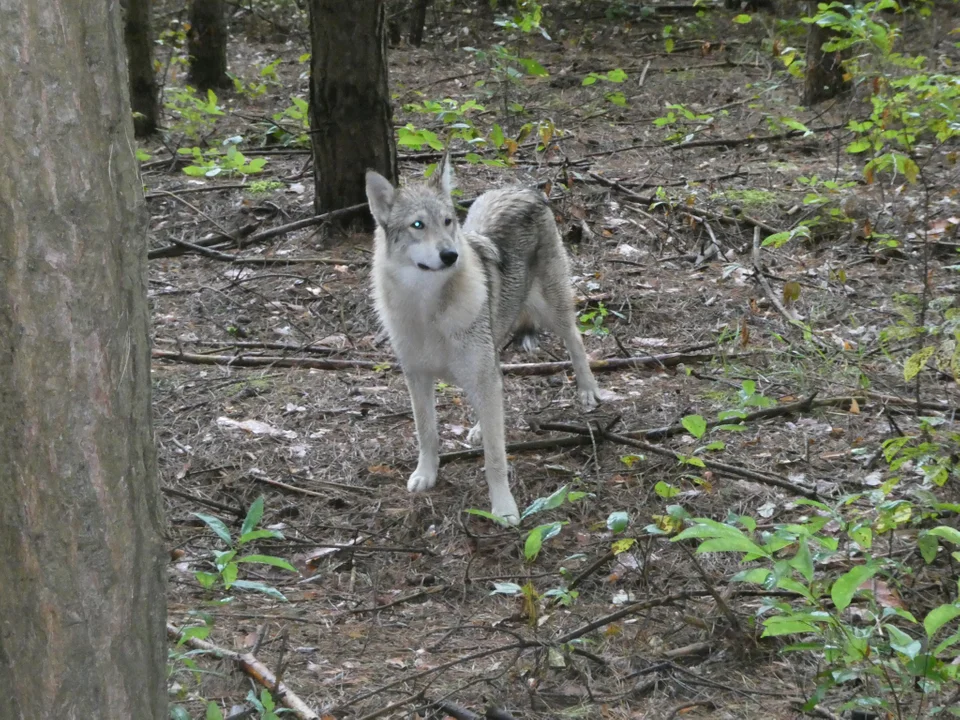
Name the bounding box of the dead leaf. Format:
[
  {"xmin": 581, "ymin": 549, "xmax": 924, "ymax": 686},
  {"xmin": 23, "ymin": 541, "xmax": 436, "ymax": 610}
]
[{"xmin": 849, "ymin": 397, "xmax": 860, "ymax": 414}]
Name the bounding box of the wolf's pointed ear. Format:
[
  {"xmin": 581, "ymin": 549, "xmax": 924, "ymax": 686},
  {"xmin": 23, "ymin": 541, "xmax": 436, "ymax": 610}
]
[
  {"xmin": 429, "ymin": 150, "xmax": 456, "ymax": 198},
  {"xmin": 365, "ymin": 171, "xmax": 395, "ymax": 227}
]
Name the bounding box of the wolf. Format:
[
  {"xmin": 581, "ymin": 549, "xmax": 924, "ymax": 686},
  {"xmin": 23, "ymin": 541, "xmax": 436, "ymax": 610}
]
[{"xmin": 365, "ymin": 156, "xmax": 613, "ymax": 525}]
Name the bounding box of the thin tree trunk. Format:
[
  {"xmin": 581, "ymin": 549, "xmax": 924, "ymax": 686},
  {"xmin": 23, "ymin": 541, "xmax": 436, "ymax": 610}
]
[
  {"xmin": 309, "ymin": 0, "xmax": 397, "ymax": 217},
  {"xmin": 124, "ymin": 0, "xmax": 161, "ymax": 136},
  {"xmin": 409, "ymin": 0, "xmax": 431, "ymax": 46},
  {"xmin": 0, "ymin": 2, "xmax": 167, "ymax": 718},
  {"xmin": 803, "ymin": 1, "xmax": 850, "ymax": 105},
  {"xmin": 189, "ymin": 0, "xmax": 230, "ymax": 90}
]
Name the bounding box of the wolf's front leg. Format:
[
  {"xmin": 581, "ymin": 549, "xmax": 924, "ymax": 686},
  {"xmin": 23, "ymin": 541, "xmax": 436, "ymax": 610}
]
[
  {"xmin": 463, "ymin": 367, "xmax": 520, "ymax": 526},
  {"xmin": 404, "ymin": 371, "xmax": 439, "ymax": 492}
]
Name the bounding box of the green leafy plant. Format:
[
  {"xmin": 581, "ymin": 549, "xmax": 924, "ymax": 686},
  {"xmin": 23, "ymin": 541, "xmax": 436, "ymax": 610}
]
[
  {"xmin": 582, "ymin": 68, "xmax": 629, "ymax": 107},
  {"xmin": 265, "ymin": 96, "xmax": 310, "ymax": 147},
  {"xmin": 192, "ymin": 496, "xmax": 297, "ymax": 601},
  {"xmin": 667, "ymin": 501, "xmax": 960, "ymax": 714},
  {"xmin": 652, "ymin": 103, "xmax": 715, "ymax": 144},
  {"xmin": 164, "ymin": 87, "xmax": 225, "ymax": 139},
  {"xmin": 178, "ymin": 139, "xmax": 267, "ymax": 178},
  {"xmin": 579, "ymin": 302, "xmax": 622, "ymax": 336}
]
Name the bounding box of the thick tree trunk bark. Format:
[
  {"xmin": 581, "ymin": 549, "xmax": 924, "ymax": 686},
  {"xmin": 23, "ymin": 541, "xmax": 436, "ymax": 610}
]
[
  {"xmin": 189, "ymin": 0, "xmax": 230, "ymax": 90},
  {"xmin": 309, "ymin": 0, "xmax": 397, "ymax": 217},
  {"xmin": 124, "ymin": 0, "xmax": 161, "ymax": 136},
  {"xmin": 0, "ymin": 2, "xmax": 167, "ymax": 718},
  {"xmin": 803, "ymin": 1, "xmax": 850, "ymax": 105},
  {"xmin": 409, "ymin": 0, "xmax": 431, "ymax": 46}
]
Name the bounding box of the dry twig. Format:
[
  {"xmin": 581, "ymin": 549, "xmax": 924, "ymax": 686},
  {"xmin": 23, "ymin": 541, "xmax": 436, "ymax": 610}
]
[{"xmin": 166, "ymin": 623, "xmax": 321, "ymax": 720}]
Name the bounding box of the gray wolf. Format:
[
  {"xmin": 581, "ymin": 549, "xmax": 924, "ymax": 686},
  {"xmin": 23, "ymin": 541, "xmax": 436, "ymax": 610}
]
[{"xmin": 365, "ymin": 156, "xmax": 613, "ymax": 525}]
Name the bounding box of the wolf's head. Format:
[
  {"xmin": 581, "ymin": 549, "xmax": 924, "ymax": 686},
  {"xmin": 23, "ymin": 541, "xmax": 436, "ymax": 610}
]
[{"xmin": 365, "ymin": 155, "xmax": 462, "ymax": 273}]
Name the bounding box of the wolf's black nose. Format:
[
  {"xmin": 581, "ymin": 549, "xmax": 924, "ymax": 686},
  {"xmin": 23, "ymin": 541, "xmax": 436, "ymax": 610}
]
[{"xmin": 439, "ymin": 249, "xmax": 459, "ymax": 267}]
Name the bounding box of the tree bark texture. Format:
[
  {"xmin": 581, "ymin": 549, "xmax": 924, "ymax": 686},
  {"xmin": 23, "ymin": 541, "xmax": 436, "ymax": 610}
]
[
  {"xmin": 409, "ymin": 0, "xmax": 431, "ymax": 46},
  {"xmin": 803, "ymin": 1, "xmax": 850, "ymax": 105},
  {"xmin": 124, "ymin": 0, "xmax": 161, "ymax": 136},
  {"xmin": 0, "ymin": 1, "xmax": 167, "ymax": 718},
  {"xmin": 188, "ymin": 0, "xmax": 230, "ymax": 90},
  {"xmin": 309, "ymin": 0, "xmax": 398, "ymax": 216}
]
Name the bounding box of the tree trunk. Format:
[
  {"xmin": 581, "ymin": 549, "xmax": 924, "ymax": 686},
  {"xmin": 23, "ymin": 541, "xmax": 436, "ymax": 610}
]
[
  {"xmin": 309, "ymin": 0, "xmax": 397, "ymax": 218},
  {"xmin": 124, "ymin": 0, "xmax": 161, "ymax": 136},
  {"xmin": 0, "ymin": 2, "xmax": 167, "ymax": 719},
  {"xmin": 409, "ymin": 0, "xmax": 431, "ymax": 46},
  {"xmin": 803, "ymin": 1, "xmax": 850, "ymax": 105},
  {"xmin": 189, "ymin": 0, "xmax": 230, "ymax": 90}
]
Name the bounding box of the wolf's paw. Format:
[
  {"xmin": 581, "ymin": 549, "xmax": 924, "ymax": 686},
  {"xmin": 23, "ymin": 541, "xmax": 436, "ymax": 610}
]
[
  {"xmin": 580, "ymin": 386, "xmax": 621, "ymax": 412},
  {"xmin": 467, "ymin": 423, "xmax": 483, "ymax": 446},
  {"xmin": 407, "ymin": 465, "xmax": 438, "ymax": 493},
  {"xmin": 491, "ymin": 493, "xmax": 520, "ymax": 527}
]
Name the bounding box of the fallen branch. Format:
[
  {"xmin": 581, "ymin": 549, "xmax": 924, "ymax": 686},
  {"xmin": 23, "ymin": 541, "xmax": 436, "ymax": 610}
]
[
  {"xmin": 535, "ymin": 421, "xmax": 818, "ymax": 499},
  {"xmin": 440, "ymin": 434, "xmax": 595, "ymax": 465},
  {"xmin": 634, "ymin": 392, "xmax": 821, "ymax": 441},
  {"xmin": 589, "ymin": 171, "xmax": 782, "ymax": 236},
  {"xmin": 166, "ymin": 623, "xmax": 320, "ymax": 720},
  {"xmin": 152, "ymin": 348, "xmax": 725, "ymax": 377},
  {"xmin": 250, "ymin": 473, "xmax": 375, "ymax": 497},
  {"xmin": 669, "ymin": 122, "xmax": 845, "ymax": 151},
  {"xmin": 148, "ymin": 203, "xmax": 368, "ymax": 260}
]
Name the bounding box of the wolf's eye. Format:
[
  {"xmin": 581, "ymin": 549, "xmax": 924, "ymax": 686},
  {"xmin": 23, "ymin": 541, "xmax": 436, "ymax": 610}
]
[
  {"xmin": 411, "ymin": 220, "xmax": 424, "ymax": 229},
  {"xmin": 444, "ymin": 218, "xmax": 452, "ymax": 226}
]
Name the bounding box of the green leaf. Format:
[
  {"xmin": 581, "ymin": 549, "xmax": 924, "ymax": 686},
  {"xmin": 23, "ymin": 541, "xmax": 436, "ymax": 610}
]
[
  {"xmin": 491, "ymin": 581, "xmax": 523, "ymax": 595},
  {"xmin": 241, "ymin": 496, "xmax": 265, "ymax": 537},
  {"xmin": 904, "ymin": 346, "xmax": 936, "ymax": 381},
  {"xmin": 465, "ymin": 508, "xmax": 513, "ymax": 526},
  {"xmin": 664, "ymin": 38, "xmax": 674, "ymax": 53},
  {"xmin": 681, "ymin": 414, "xmax": 707, "ymax": 439},
  {"xmin": 918, "ymin": 532, "xmax": 939, "ymax": 564},
  {"xmin": 846, "ymin": 138, "xmax": 872, "ymax": 154},
  {"xmin": 206, "ymin": 702, "xmax": 225, "ymax": 720},
  {"xmin": 612, "ymin": 538, "xmax": 636, "ymax": 554},
  {"xmin": 195, "ymin": 571, "xmax": 218, "ymax": 589},
  {"xmin": 791, "ymin": 540, "xmax": 814, "ymax": 583},
  {"xmin": 238, "ymin": 529, "xmax": 284, "ymax": 545},
  {"xmin": 654, "ymin": 481, "xmax": 680, "ymax": 499},
  {"xmin": 761, "ymin": 231, "xmax": 792, "ymax": 248},
  {"xmin": 543, "ymin": 485, "xmax": 570, "ymax": 511},
  {"xmin": 170, "ymin": 706, "xmax": 192, "ymax": 720},
  {"xmin": 176, "ymin": 624, "xmax": 212, "ymax": 646},
  {"xmin": 831, "ymin": 564, "xmax": 876, "ymax": 612},
  {"xmin": 605, "ymin": 91, "xmax": 627, "ymax": 107},
  {"xmin": 221, "ymin": 562, "xmax": 238, "ymax": 589},
  {"xmin": 231, "ymin": 580, "xmax": 288, "ymax": 601},
  {"xmin": 524, "ymin": 521, "xmax": 565, "ymax": 561},
  {"xmin": 679, "ymin": 455, "xmax": 706, "ymax": 468},
  {"xmin": 731, "ymin": 568, "xmax": 772, "ymax": 584},
  {"xmin": 236, "ymin": 554, "xmax": 298, "ymax": 573},
  {"xmin": 193, "ymin": 513, "xmax": 233, "ymax": 545},
  {"xmin": 733, "ymin": 14, "xmax": 752, "ymax": 23},
  {"xmin": 607, "ymin": 511, "xmax": 630, "ymax": 533},
  {"xmin": 490, "ymin": 123, "xmax": 505, "ymax": 148},
  {"xmin": 929, "ymin": 526, "xmax": 960, "ymax": 546},
  {"xmin": 886, "ymin": 625, "xmax": 921, "ymax": 659},
  {"xmin": 762, "ymin": 617, "xmax": 817, "ymax": 637},
  {"xmin": 924, "ymin": 604, "xmax": 960, "ymax": 638},
  {"xmin": 697, "ymin": 537, "xmax": 768, "ymax": 555},
  {"xmin": 581, "ymin": 74, "xmax": 598, "ymax": 86},
  {"xmin": 606, "ymin": 68, "xmax": 627, "ymax": 82}
]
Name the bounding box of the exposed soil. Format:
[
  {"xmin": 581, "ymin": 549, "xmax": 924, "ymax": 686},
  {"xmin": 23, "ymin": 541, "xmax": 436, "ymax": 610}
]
[{"xmin": 149, "ymin": 3, "xmax": 960, "ymax": 719}]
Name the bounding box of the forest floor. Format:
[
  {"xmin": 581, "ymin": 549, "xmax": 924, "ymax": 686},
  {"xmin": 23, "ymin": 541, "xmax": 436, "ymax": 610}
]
[{"xmin": 147, "ymin": 3, "xmax": 960, "ymax": 719}]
